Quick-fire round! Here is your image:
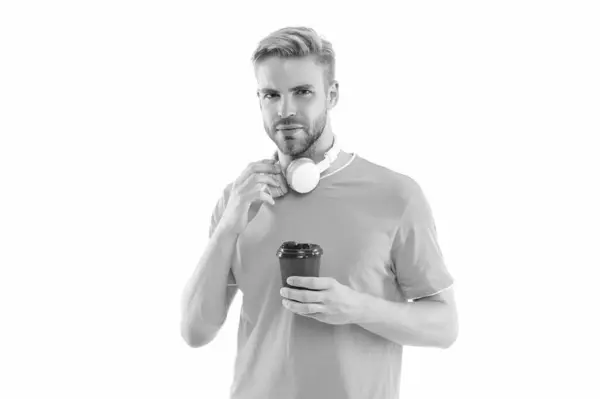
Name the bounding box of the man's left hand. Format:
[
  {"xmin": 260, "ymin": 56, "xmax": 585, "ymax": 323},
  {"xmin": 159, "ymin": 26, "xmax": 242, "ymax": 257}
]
[{"xmin": 280, "ymin": 277, "xmax": 366, "ymax": 325}]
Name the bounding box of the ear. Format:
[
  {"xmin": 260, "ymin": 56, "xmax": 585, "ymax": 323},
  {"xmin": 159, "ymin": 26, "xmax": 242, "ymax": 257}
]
[{"xmin": 327, "ymin": 81, "xmax": 339, "ymax": 109}]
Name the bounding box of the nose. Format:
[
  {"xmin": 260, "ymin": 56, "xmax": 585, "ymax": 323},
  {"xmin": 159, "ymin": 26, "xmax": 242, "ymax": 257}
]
[{"xmin": 277, "ymin": 97, "xmax": 296, "ymax": 118}]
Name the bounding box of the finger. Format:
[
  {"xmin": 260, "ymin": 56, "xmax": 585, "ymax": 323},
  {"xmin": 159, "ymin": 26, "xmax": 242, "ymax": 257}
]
[
  {"xmin": 238, "ymin": 160, "xmax": 281, "ymax": 185},
  {"xmin": 246, "ymin": 187, "xmax": 275, "ymax": 206},
  {"xmin": 281, "ymin": 287, "xmax": 325, "ymax": 304},
  {"xmin": 263, "ymin": 172, "xmax": 288, "ymax": 198},
  {"xmin": 239, "ymin": 173, "xmax": 281, "ymax": 194},
  {"xmin": 282, "ymin": 299, "xmax": 326, "ymax": 314},
  {"xmin": 272, "ymin": 173, "xmax": 289, "ymax": 196},
  {"xmin": 286, "ymin": 276, "xmax": 336, "ymax": 291},
  {"xmin": 252, "ymin": 161, "xmax": 282, "ymax": 176},
  {"xmin": 254, "ymin": 173, "xmax": 283, "ymax": 189}
]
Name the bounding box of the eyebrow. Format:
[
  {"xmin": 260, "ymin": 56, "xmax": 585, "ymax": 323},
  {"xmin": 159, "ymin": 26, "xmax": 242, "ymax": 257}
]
[{"xmin": 258, "ymin": 84, "xmax": 315, "ymax": 94}]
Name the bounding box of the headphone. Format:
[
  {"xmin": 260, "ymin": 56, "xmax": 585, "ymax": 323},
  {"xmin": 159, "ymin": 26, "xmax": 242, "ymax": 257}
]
[{"xmin": 274, "ymin": 135, "xmax": 341, "ymax": 194}]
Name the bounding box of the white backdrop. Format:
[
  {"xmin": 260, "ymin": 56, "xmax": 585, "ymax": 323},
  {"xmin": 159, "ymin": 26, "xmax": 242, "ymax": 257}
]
[{"xmin": 1, "ymin": 1, "xmax": 599, "ymax": 398}]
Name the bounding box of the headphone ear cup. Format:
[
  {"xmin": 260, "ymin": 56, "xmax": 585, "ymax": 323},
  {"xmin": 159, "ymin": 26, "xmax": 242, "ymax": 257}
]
[{"xmin": 286, "ymin": 158, "xmax": 320, "ymax": 194}]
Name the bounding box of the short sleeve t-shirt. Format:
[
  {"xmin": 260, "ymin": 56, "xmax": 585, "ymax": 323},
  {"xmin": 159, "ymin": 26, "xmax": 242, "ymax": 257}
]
[{"xmin": 209, "ymin": 153, "xmax": 454, "ymax": 399}]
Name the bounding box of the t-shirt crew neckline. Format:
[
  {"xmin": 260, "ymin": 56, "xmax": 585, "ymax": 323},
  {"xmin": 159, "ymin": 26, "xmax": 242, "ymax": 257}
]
[{"xmin": 320, "ymin": 152, "xmax": 357, "ymax": 181}]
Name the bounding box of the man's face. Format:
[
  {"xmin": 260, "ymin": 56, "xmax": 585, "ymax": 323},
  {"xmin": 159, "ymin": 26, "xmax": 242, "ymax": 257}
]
[{"xmin": 255, "ymin": 55, "xmax": 334, "ymax": 157}]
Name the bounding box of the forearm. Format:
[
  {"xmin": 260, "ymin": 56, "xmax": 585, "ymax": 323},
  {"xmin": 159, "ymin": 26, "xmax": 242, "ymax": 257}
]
[
  {"xmin": 180, "ymin": 224, "xmax": 238, "ymax": 345},
  {"xmin": 355, "ymin": 293, "xmax": 458, "ymax": 349}
]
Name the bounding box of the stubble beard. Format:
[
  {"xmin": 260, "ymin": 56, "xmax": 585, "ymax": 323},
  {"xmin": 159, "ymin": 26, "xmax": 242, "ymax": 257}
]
[{"xmin": 266, "ymin": 109, "xmax": 328, "ymax": 159}]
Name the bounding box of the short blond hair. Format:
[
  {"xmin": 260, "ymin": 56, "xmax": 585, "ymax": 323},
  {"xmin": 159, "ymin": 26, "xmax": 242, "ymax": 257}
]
[{"xmin": 251, "ymin": 26, "xmax": 336, "ymax": 89}]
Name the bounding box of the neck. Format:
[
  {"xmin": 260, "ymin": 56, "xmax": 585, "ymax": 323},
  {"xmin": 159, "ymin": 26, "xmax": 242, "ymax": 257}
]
[{"xmin": 276, "ymin": 131, "xmax": 349, "ymax": 176}]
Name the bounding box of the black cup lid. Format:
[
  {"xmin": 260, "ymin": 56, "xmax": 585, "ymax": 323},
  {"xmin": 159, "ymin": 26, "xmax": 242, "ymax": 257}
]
[{"xmin": 276, "ymin": 241, "xmax": 323, "ymax": 257}]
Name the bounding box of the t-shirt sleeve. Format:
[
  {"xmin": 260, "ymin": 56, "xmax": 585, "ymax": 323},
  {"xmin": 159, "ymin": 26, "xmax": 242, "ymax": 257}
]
[
  {"xmin": 391, "ymin": 179, "xmax": 454, "ymax": 301},
  {"xmin": 208, "ymin": 182, "xmax": 237, "ymax": 287}
]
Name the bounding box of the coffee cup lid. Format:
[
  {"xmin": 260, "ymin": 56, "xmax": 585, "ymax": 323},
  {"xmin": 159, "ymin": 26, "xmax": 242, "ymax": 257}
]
[{"xmin": 276, "ymin": 241, "xmax": 323, "ymax": 257}]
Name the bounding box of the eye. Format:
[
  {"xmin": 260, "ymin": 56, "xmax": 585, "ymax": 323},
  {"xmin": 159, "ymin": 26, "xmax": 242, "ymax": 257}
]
[{"xmin": 263, "ymin": 90, "xmax": 311, "ymax": 100}]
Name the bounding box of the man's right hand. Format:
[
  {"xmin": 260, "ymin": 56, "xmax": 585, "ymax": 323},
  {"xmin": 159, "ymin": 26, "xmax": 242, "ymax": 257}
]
[{"xmin": 219, "ymin": 159, "xmax": 284, "ymax": 235}]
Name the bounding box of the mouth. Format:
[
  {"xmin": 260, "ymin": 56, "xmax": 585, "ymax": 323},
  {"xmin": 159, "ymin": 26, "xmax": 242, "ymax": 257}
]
[
  {"xmin": 277, "ymin": 125, "xmax": 303, "ymax": 130},
  {"xmin": 278, "ymin": 127, "xmax": 303, "ymax": 133}
]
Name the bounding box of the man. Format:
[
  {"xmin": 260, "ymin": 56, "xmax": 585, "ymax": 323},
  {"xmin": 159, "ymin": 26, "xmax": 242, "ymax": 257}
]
[{"xmin": 181, "ymin": 26, "xmax": 458, "ymax": 399}]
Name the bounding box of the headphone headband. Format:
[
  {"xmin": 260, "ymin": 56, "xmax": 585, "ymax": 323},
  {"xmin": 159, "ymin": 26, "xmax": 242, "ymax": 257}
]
[{"xmin": 318, "ymin": 135, "xmax": 340, "ymax": 172}]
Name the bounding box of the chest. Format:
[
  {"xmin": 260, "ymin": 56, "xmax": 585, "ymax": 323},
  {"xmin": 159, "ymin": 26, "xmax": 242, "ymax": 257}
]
[{"xmin": 232, "ymin": 193, "xmax": 399, "ymax": 300}]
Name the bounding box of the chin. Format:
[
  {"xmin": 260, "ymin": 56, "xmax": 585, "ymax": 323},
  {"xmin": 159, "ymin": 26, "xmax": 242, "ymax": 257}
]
[
  {"xmin": 274, "ymin": 135, "xmax": 307, "ymax": 156},
  {"xmin": 280, "ymin": 143, "xmax": 308, "ymax": 157}
]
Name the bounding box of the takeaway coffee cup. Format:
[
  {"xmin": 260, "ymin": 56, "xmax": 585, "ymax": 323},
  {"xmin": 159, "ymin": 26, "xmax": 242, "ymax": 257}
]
[{"xmin": 276, "ymin": 241, "xmax": 323, "ymax": 290}]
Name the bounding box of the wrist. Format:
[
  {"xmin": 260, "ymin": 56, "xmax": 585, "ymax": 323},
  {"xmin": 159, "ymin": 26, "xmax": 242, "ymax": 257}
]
[
  {"xmin": 354, "ymin": 291, "xmax": 376, "ymax": 324},
  {"xmin": 213, "ymin": 222, "xmax": 241, "ymax": 240}
]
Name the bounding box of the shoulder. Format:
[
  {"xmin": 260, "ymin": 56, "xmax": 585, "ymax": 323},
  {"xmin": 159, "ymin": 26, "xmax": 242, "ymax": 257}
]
[
  {"xmin": 211, "ymin": 180, "xmax": 236, "ymax": 215},
  {"xmin": 353, "ymin": 154, "xmax": 424, "ymax": 199},
  {"xmin": 208, "ymin": 180, "xmax": 236, "ymax": 236}
]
